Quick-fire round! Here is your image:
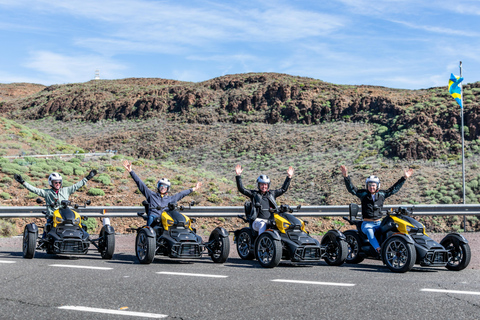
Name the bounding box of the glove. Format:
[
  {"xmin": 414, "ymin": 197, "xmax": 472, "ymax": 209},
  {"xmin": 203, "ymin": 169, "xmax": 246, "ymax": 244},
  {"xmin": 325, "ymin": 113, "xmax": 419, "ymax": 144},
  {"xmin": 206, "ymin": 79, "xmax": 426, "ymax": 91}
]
[
  {"xmin": 14, "ymin": 174, "xmax": 25, "ymax": 184},
  {"xmin": 86, "ymin": 169, "xmax": 97, "ymax": 180}
]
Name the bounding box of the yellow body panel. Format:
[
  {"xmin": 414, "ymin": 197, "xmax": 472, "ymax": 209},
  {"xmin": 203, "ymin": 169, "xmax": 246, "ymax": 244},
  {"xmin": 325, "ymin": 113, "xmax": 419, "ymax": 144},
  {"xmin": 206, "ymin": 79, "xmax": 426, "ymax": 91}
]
[
  {"xmin": 390, "ymin": 215, "xmax": 427, "ymax": 236},
  {"xmin": 161, "ymin": 211, "xmax": 192, "ymax": 231},
  {"xmin": 161, "ymin": 212, "xmax": 174, "ymax": 231},
  {"xmin": 274, "ymin": 213, "xmax": 289, "ymax": 233},
  {"xmin": 52, "ymin": 209, "xmax": 83, "ymax": 228}
]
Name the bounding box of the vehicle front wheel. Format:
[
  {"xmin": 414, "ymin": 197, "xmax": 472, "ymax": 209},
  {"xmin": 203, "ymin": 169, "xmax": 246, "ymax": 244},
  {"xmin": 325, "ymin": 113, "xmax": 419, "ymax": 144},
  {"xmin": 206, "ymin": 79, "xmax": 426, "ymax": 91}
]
[
  {"xmin": 23, "ymin": 227, "xmax": 36, "ymax": 259},
  {"xmin": 382, "ymin": 236, "xmax": 416, "ymax": 273},
  {"xmin": 236, "ymin": 229, "xmax": 255, "ymax": 260},
  {"xmin": 441, "ymin": 236, "xmax": 471, "ymax": 271},
  {"xmin": 255, "ymin": 232, "xmax": 282, "ymax": 268},
  {"xmin": 321, "ymin": 234, "xmax": 348, "ymax": 266},
  {"xmin": 136, "ymin": 229, "xmax": 155, "ymax": 264},
  {"xmin": 99, "ymin": 228, "xmax": 115, "ymax": 260},
  {"xmin": 344, "ymin": 231, "xmax": 365, "ymax": 264},
  {"xmin": 209, "ymin": 230, "xmax": 230, "ymax": 263}
]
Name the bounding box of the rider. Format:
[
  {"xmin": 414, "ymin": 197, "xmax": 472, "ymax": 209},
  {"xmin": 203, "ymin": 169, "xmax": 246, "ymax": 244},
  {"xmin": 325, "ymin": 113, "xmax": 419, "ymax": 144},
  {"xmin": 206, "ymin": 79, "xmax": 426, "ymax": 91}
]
[
  {"xmin": 123, "ymin": 160, "xmax": 202, "ymax": 226},
  {"xmin": 235, "ymin": 164, "xmax": 294, "ymax": 235},
  {"xmin": 13, "ymin": 170, "xmax": 97, "ymax": 233},
  {"xmin": 340, "ymin": 165, "xmax": 413, "ymax": 254}
]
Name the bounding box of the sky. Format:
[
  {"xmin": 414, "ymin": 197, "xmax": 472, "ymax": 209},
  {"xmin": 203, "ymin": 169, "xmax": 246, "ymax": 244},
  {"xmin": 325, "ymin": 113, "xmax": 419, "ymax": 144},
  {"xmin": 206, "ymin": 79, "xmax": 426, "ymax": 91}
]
[{"xmin": 0, "ymin": 0, "xmax": 479, "ymax": 90}]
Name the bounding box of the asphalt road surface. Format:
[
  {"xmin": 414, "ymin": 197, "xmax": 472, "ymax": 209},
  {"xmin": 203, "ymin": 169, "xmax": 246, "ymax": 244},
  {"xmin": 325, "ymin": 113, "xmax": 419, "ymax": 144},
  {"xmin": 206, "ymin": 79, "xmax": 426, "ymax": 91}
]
[{"xmin": 1, "ymin": 235, "xmax": 479, "ymax": 320}]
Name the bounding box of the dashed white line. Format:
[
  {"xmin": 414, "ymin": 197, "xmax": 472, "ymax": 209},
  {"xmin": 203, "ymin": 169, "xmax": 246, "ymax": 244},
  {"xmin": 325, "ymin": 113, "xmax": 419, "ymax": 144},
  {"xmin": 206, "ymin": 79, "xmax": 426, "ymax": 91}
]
[
  {"xmin": 58, "ymin": 306, "xmax": 168, "ymax": 318},
  {"xmin": 0, "ymin": 260, "xmax": 16, "ymax": 264},
  {"xmin": 421, "ymin": 288, "xmax": 480, "ymax": 296},
  {"xmin": 271, "ymin": 279, "xmax": 356, "ymax": 287},
  {"xmin": 157, "ymin": 271, "xmax": 228, "ymax": 278},
  {"xmin": 50, "ymin": 264, "xmax": 113, "ymax": 270}
]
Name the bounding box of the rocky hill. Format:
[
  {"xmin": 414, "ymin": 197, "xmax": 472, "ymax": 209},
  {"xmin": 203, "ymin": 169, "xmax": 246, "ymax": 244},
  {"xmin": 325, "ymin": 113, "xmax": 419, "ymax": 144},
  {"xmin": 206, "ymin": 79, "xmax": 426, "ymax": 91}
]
[{"xmin": 2, "ymin": 73, "xmax": 480, "ymax": 160}]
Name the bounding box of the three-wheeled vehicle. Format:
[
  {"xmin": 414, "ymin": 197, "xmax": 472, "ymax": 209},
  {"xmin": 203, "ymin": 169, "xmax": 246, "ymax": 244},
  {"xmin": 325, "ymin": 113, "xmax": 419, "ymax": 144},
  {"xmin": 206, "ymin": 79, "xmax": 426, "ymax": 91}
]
[
  {"xmin": 23, "ymin": 198, "xmax": 115, "ymax": 259},
  {"xmin": 234, "ymin": 202, "xmax": 348, "ymax": 268},
  {"xmin": 135, "ymin": 201, "xmax": 230, "ymax": 264},
  {"xmin": 343, "ymin": 203, "xmax": 471, "ymax": 273}
]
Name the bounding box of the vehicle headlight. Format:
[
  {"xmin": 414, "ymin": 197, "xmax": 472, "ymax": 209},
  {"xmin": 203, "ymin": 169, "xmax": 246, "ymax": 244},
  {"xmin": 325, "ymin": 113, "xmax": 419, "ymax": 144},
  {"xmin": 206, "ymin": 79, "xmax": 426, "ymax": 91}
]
[
  {"xmin": 283, "ymin": 222, "xmax": 290, "ymax": 229},
  {"xmin": 167, "ymin": 220, "xmax": 174, "ymax": 226},
  {"xmin": 74, "ymin": 217, "xmax": 80, "ymax": 225},
  {"xmin": 55, "ymin": 217, "xmax": 64, "ymax": 224},
  {"xmin": 406, "ymin": 226, "xmax": 420, "ymax": 234}
]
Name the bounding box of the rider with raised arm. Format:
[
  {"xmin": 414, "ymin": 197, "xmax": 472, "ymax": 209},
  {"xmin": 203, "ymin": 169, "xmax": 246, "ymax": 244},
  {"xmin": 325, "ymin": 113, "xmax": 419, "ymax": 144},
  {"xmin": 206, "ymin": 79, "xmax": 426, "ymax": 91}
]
[
  {"xmin": 14, "ymin": 170, "xmax": 97, "ymax": 233},
  {"xmin": 123, "ymin": 160, "xmax": 202, "ymax": 226},
  {"xmin": 340, "ymin": 165, "xmax": 414, "ymax": 254},
  {"xmin": 235, "ymin": 164, "xmax": 294, "ymax": 235}
]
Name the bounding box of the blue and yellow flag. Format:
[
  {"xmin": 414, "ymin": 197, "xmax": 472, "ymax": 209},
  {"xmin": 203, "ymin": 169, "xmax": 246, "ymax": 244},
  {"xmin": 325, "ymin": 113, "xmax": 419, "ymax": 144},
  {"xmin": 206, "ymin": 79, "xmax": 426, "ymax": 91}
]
[{"xmin": 448, "ymin": 73, "xmax": 463, "ymax": 108}]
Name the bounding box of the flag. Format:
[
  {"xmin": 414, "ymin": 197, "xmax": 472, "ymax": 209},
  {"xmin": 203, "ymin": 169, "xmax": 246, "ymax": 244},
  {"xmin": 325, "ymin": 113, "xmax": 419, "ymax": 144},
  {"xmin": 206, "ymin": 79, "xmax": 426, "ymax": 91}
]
[{"xmin": 448, "ymin": 73, "xmax": 463, "ymax": 108}]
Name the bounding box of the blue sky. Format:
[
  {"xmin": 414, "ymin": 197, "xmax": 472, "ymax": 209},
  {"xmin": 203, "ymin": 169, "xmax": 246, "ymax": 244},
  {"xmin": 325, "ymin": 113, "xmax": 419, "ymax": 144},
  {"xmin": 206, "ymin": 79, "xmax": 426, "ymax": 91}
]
[{"xmin": 0, "ymin": 0, "xmax": 479, "ymax": 89}]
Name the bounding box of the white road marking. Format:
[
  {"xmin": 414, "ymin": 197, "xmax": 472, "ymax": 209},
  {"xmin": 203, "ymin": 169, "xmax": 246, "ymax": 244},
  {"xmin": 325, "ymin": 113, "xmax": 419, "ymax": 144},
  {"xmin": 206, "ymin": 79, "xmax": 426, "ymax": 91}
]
[
  {"xmin": 0, "ymin": 260, "xmax": 16, "ymax": 264},
  {"xmin": 421, "ymin": 288, "xmax": 480, "ymax": 296},
  {"xmin": 58, "ymin": 306, "xmax": 168, "ymax": 318},
  {"xmin": 271, "ymin": 279, "xmax": 356, "ymax": 287},
  {"xmin": 50, "ymin": 264, "xmax": 113, "ymax": 270},
  {"xmin": 157, "ymin": 271, "xmax": 228, "ymax": 278}
]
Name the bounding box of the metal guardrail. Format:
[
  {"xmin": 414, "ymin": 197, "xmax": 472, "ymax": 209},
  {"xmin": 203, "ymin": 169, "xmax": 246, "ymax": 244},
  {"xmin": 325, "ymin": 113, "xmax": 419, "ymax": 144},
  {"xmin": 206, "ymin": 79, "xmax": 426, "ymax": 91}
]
[{"xmin": 0, "ymin": 204, "xmax": 479, "ymax": 218}]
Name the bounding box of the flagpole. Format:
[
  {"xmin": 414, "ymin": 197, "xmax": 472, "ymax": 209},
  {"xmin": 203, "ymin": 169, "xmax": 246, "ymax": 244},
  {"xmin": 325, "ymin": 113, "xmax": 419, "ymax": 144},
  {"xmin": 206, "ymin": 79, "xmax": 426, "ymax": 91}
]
[
  {"xmin": 460, "ymin": 61, "xmax": 467, "ymax": 231},
  {"xmin": 460, "ymin": 61, "xmax": 465, "ymax": 205}
]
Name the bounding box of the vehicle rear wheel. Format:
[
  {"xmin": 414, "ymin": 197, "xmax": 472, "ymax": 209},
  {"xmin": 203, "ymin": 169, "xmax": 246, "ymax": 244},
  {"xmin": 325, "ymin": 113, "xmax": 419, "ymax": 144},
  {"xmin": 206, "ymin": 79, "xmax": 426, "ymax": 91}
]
[
  {"xmin": 209, "ymin": 231, "xmax": 230, "ymax": 263},
  {"xmin": 136, "ymin": 229, "xmax": 155, "ymax": 264},
  {"xmin": 382, "ymin": 236, "xmax": 416, "ymax": 273},
  {"xmin": 255, "ymin": 232, "xmax": 282, "ymax": 268},
  {"xmin": 99, "ymin": 228, "xmax": 115, "ymax": 260},
  {"xmin": 441, "ymin": 237, "xmax": 471, "ymax": 271},
  {"xmin": 344, "ymin": 231, "xmax": 365, "ymax": 264},
  {"xmin": 236, "ymin": 229, "xmax": 255, "ymax": 260},
  {"xmin": 23, "ymin": 227, "xmax": 36, "ymax": 259},
  {"xmin": 321, "ymin": 234, "xmax": 348, "ymax": 266}
]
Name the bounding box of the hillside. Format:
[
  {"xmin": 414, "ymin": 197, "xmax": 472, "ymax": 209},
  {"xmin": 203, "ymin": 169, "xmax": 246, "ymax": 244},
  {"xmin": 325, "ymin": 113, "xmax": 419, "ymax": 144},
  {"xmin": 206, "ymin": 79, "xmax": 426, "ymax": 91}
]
[
  {"xmin": 2, "ymin": 73, "xmax": 480, "ymax": 160},
  {"xmin": 1, "ymin": 73, "xmax": 480, "ymax": 235}
]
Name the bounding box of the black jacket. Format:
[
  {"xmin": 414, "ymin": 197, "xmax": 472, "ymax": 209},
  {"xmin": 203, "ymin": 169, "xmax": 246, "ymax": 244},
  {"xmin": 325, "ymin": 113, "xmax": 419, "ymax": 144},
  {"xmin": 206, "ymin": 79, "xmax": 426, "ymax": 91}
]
[
  {"xmin": 236, "ymin": 175, "xmax": 291, "ymax": 220},
  {"xmin": 344, "ymin": 176, "xmax": 406, "ymax": 220}
]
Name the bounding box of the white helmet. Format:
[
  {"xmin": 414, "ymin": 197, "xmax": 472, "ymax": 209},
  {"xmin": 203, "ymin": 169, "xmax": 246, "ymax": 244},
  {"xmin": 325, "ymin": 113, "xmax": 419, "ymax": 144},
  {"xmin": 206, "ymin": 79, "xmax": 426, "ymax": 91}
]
[
  {"xmin": 257, "ymin": 174, "xmax": 270, "ymax": 189},
  {"xmin": 365, "ymin": 175, "xmax": 380, "ymax": 191},
  {"xmin": 48, "ymin": 172, "xmax": 63, "ymax": 187},
  {"xmin": 157, "ymin": 178, "xmax": 171, "ymax": 192}
]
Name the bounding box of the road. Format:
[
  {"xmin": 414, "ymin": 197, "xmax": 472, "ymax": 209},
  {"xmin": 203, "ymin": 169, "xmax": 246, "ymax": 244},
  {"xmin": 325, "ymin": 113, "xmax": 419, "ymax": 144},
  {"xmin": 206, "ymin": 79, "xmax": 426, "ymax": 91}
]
[{"xmin": 1, "ymin": 235, "xmax": 479, "ymax": 320}]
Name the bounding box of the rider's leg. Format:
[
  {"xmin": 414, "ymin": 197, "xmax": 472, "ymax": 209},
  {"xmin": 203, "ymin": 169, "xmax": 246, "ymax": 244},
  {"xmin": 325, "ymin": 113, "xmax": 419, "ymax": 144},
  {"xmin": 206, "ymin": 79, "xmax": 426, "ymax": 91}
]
[
  {"xmin": 361, "ymin": 221, "xmax": 382, "ymax": 252},
  {"xmin": 43, "ymin": 217, "xmax": 53, "ymax": 238},
  {"xmin": 147, "ymin": 214, "xmax": 155, "ymax": 226},
  {"xmin": 252, "ymin": 218, "xmax": 268, "ymax": 235}
]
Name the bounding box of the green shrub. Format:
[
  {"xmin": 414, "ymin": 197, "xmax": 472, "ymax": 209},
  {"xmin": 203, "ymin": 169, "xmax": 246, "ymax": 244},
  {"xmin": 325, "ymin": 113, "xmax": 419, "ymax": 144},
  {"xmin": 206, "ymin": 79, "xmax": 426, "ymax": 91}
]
[
  {"xmin": 74, "ymin": 168, "xmax": 86, "ymax": 176},
  {"xmin": 87, "ymin": 188, "xmax": 105, "ymax": 196},
  {"xmin": 0, "ymin": 192, "xmax": 11, "ymax": 200},
  {"xmin": 0, "ymin": 219, "xmax": 17, "ymax": 237},
  {"xmin": 94, "ymin": 174, "xmax": 111, "ymax": 185},
  {"xmin": 82, "ymin": 217, "xmax": 98, "ymax": 232},
  {"xmin": 61, "ymin": 166, "xmax": 74, "ymax": 175}
]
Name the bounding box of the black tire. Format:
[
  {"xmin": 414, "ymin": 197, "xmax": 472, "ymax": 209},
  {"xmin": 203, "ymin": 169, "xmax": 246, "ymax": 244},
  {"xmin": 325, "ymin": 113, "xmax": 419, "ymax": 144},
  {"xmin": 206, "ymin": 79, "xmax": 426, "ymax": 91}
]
[
  {"xmin": 382, "ymin": 236, "xmax": 416, "ymax": 273},
  {"xmin": 23, "ymin": 227, "xmax": 36, "ymax": 259},
  {"xmin": 135, "ymin": 229, "xmax": 155, "ymax": 264},
  {"xmin": 236, "ymin": 229, "xmax": 255, "ymax": 260},
  {"xmin": 209, "ymin": 232, "xmax": 230, "ymax": 263},
  {"xmin": 344, "ymin": 231, "xmax": 365, "ymax": 264},
  {"xmin": 255, "ymin": 232, "xmax": 282, "ymax": 268},
  {"xmin": 321, "ymin": 234, "xmax": 348, "ymax": 266},
  {"xmin": 99, "ymin": 228, "xmax": 115, "ymax": 260},
  {"xmin": 441, "ymin": 237, "xmax": 471, "ymax": 271}
]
